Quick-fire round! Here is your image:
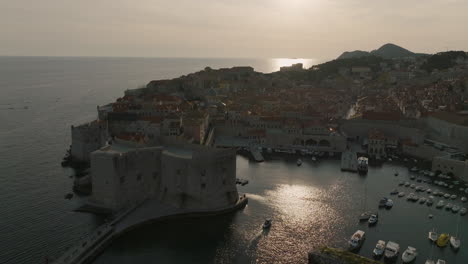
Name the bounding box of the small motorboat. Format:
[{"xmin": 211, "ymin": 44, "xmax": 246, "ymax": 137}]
[
  {"xmin": 452, "ymin": 205, "xmax": 460, "ymax": 213},
  {"xmin": 368, "ymin": 214, "xmax": 378, "ymax": 225},
  {"xmin": 402, "ymin": 246, "xmax": 418, "ymax": 263},
  {"xmin": 460, "ymin": 208, "xmax": 467, "ymax": 215},
  {"xmin": 359, "ymin": 211, "xmax": 373, "ymax": 221},
  {"xmin": 432, "ymin": 190, "xmax": 439, "ymax": 196},
  {"xmin": 461, "ymin": 196, "xmax": 467, "ymax": 202},
  {"xmin": 436, "ymin": 259, "xmax": 446, "ymax": 264},
  {"xmin": 348, "ymin": 230, "xmax": 366, "ymax": 251},
  {"xmin": 311, "ymin": 156, "xmax": 317, "ymax": 162},
  {"xmin": 444, "ymin": 193, "xmax": 450, "ymax": 199},
  {"xmin": 450, "ymin": 236, "xmax": 460, "ymax": 250},
  {"xmin": 390, "ymin": 189, "xmax": 399, "ymax": 195},
  {"xmin": 426, "ymin": 198, "xmax": 434, "ymax": 206},
  {"xmin": 436, "ymin": 200, "xmax": 444, "ymax": 208},
  {"xmin": 385, "ymin": 199, "xmax": 394, "ymax": 208},
  {"xmin": 373, "ymin": 240, "xmax": 385, "ymax": 258},
  {"xmin": 262, "ymin": 219, "xmax": 272, "ymax": 229},
  {"xmin": 384, "ymin": 241, "xmax": 400, "ymax": 260},
  {"xmin": 445, "ymin": 203, "xmax": 453, "ymax": 210},
  {"xmin": 419, "ymin": 197, "xmax": 427, "ymax": 204},
  {"xmin": 426, "ymin": 189, "xmax": 432, "ymax": 194},
  {"xmin": 437, "ymin": 233, "xmax": 450, "ymax": 247},
  {"xmin": 450, "ymin": 194, "xmax": 457, "ymax": 200},
  {"xmin": 398, "ymin": 192, "xmax": 405, "ymax": 197},
  {"xmin": 379, "ymin": 197, "xmax": 388, "ymax": 208},
  {"xmin": 297, "ymin": 159, "xmax": 302, "ymax": 166},
  {"xmin": 429, "ymin": 230, "xmax": 438, "ymax": 242},
  {"xmin": 410, "ymin": 184, "xmax": 416, "ymax": 189}
]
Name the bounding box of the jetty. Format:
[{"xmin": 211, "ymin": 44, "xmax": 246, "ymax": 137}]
[{"xmin": 52, "ymin": 195, "xmax": 248, "ymax": 264}]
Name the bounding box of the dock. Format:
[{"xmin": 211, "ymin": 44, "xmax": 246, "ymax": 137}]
[{"xmin": 52, "ymin": 196, "xmax": 248, "ymax": 264}]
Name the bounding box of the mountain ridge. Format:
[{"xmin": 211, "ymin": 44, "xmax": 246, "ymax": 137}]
[{"xmin": 337, "ymin": 43, "xmax": 427, "ymax": 60}]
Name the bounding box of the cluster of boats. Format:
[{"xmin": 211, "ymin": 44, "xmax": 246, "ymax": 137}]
[
  {"xmin": 348, "ymin": 230, "xmax": 452, "ymax": 263},
  {"xmin": 428, "ymin": 230, "xmax": 460, "ymax": 250},
  {"xmin": 395, "ymin": 182, "xmax": 468, "ymax": 215}
]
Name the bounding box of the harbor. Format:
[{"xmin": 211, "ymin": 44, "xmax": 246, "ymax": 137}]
[{"xmin": 92, "ymin": 154, "xmax": 468, "ymax": 263}]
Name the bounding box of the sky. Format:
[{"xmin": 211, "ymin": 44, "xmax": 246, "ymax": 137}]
[{"xmin": 1, "ymin": 0, "xmax": 467, "ymax": 60}]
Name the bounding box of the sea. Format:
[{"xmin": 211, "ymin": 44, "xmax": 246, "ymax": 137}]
[{"xmin": 0, "ymin": 56, "xmax": 467, "ymax": 264}]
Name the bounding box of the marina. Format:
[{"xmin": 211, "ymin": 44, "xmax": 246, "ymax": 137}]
[{"xmin": 93, "ymin": 154, "xmax": 468, "ymax": 263}]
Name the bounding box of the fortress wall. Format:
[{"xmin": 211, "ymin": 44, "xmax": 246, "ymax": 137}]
[{"xmin": 71, "ymin": 120, "xmax": 108, "ymax": 162}]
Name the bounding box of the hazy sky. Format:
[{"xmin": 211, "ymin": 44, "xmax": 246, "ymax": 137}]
[{"xmin": 1, "ymin": 0, "xmax": 467, "ymax": 60}]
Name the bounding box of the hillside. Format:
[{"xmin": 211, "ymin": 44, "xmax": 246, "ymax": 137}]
[{"xmin": 337, "ymin": 43, "xmax": 427, "ymax": 60}]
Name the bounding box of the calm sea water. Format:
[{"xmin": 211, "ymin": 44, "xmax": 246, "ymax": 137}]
[{"xmin": 0, "ymin": 57, "xmax": 467, "ymax": 264}]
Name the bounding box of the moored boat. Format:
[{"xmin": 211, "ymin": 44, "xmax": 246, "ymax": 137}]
[
  {"xmin": 373, "ymin": 240, "xmax": 385, "ymax": 258},
  {"xmin": 437, "ymin": 233, "xmax": 449, "ymax": 247},
  {"xmin": 450, "ymin": 236, "xmax": 460, "ymax": 250},
  {"xmin": 384, "ymin": 241, "xmax": 400, "ymax": 260},
  {"xmin": 348, "ymin": 230, "xmax": 365, "ymax": 251},
  {"xmin": 428, "ymin": 230, "xmax": 438, "ymax": 242},
  {"xmin": 402, "ymin": 246, "xmax": 417, "ymax": 263}
]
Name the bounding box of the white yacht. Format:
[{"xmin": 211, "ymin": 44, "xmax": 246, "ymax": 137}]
[
  {"xmin": 450, "ymin": 236, "xmax": 460, "ymax": 250},
  {"xmin": 373, "ymin": 240, "xmax": 385, "ymax": 258},
  {"xmin": 384, "ymin": 241, "xmax": 400, "ymax": 259},
  {"xmin": 402, "ymin": 246, "xmax": 418, "ymax": 263},
  {"xmin": 348, "ymin": 230, "xmax": 365, "ymax": 251},
  {"xmin": 429, "ymin": 230, "xmax": 438, "ymax": 242}
]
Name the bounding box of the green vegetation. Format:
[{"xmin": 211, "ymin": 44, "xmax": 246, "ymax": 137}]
[
  {"xmin": 422, "ymin": 51, "xmax": 467, "ymax": 72},
  {"xmin": 320, "ymin": 247, "xmax": 381, "ymax": 264}
]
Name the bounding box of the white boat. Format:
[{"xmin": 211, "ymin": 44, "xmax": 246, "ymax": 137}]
[
  {"xmin": 450, "ymin": 236, "xmax": 460, "ymax": 250},
  {"xmin": 402, "ymin": 246, "xmax": 418, "ymax": 263},
  {"xmin": 348, "ymin": 230, "xmax": 365, "ymax": 251},
  {"xmin": 429, "ymin": 231, "xmax": 438, "ymax": 242},
  {"xmin": 373, "ymin": 240, "xmax": 386, "ymax": 258},
  {"xmin": 451, "ymin": 194, "xmax": 457, "ymax": 200},
  {"xmin": 452, "ymin": 205, "xmax": 460, "ymax": 213},
  {"xmin": 444, "ymin": 193, "xmax": 450, "ymax": 199},
  {"xmin": 436, "ymin": 200, "xmax": 444, "ymax": 208},
  {"xmin": 296, "ymin": 159, "xmax": 302, "ymax": 166},
  {"xmin": 368, "ymin": 214, "xmax": 378, "ymax": 225},
  {"xmin": 461, "ymin": 197, "xmax": 467, "ymax": 202},
  {"xmin": 419, "ymin": 197, "xmax": 427, "ymax": 204},
  {"xmin": 311, "ymin": 156, "xmax": 317, "ymax": 162},
  {"xmin": 384, "ymin": 241, "xmax": 400, "ymax": 259},
  {"xmin": 398, "ymin": 192, "xmax": 405, "ymax": 197},
  {"xmin": 436, "ymin": 260, "xmax": 446, "ymax": 264},
  {"xmin": 445, "ymin": 203, "xmax": 453, "ymax": 210}
]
